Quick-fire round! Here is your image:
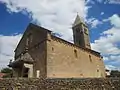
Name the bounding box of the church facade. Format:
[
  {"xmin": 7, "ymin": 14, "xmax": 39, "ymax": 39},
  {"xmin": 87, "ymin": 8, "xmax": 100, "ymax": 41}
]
[{"xmin": 9, "ymin": 15, "xmax": 106, "ymax": 78}]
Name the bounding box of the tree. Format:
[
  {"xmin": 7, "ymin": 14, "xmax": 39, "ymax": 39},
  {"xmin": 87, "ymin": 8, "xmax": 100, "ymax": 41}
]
[
  {"xmin": 110, "ymin": 70, "xmax": 120, "ymax": 77},
  {"xmin": 0, "ymin": 67, "xmax": 13, "ymax": 78}
]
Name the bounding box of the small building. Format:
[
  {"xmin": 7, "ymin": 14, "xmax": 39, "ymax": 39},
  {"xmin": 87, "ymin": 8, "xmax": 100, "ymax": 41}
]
[
  {"xmin": 105, "ymin": 69, "xmax": 111, "ymax": 77},
  {"xmin": 9, "ymin": 15, "xmax": 106, "ymax": 78},
  {"xmin": 0, "ymin": 73, "xmax": 6, "ymax": 79}
]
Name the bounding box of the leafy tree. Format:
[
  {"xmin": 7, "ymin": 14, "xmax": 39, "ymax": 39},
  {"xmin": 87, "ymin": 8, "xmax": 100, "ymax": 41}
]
[
  {"xmin": 110, "ymin": 70, "xmax": 120, "ymax": 77},
  {"xmin": 0, "ymin": 67, "xmax": 13, "ymax": 78}
]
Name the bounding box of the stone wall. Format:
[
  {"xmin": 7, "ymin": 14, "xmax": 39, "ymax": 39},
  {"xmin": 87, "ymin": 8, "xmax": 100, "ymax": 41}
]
[
  {"xmin": 13, "ymin": 24, "xmax": 49, "ymax": 78},
  {"xmin": 0, "ymin": 78, "xmax": 120, "ymax": 90},
  {"xmin": 47, "ymin": 35, "xmax": 105, "ymax": 78}
]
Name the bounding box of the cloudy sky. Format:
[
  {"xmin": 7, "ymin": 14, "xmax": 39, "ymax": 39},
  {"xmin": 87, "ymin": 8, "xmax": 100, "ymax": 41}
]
[{"xmin": 0, "ymin": 0, "xmax": 120, "ymax": 70}]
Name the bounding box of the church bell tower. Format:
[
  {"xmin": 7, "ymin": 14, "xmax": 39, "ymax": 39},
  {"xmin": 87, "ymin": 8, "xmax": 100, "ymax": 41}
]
[{"xmin": 72, "ymin": 14, "xmax": 91, "ymax": 49}]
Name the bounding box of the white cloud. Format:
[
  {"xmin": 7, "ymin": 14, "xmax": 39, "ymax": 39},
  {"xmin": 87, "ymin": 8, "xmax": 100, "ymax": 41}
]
[
  {"xmin": 0, "ymin": 0, "xmax": 119, "ymax": 71},
  {"xmin": 109, "ymin": 14, "xmax": 120, "ymax": 28},
  {"xmin": 86, "ymin": 0, "xmax": 95, "ymax": 4},
  {"xmin": 105, "ymin": 0, "xmax": 120, "ymax": 4},
  {"xmin": 91, "ymin": 27, "xmax": 120, "ymax": 55},
  {"xmin": 97, "ymin": 0, "xmax": 104, "ymax": 3},
  {"xmin": 101, "ymin": 12, "xmax": 104, "ymax": 15},
  {"xmin": 102, "ymin": 14, "xmax": 120, "ymax": 25},
  {"xmin": 0, "ymin": 0, "xmax": 90, "ymax": 41},
  {"xmin": 106, "ymin": 65, "xmax": 119, "ymax": 71},
  {"xmin": 103, "ymin": 56, "xmax": 109, "ymax": 61},
  {"xmin": 96, "ymin": 0, "xmax": 120, "ymax": 4},
  {"xmin": 0, "ymin": 0, "xmax": 90, "ymax": 69},
  {"xmin": 87, "ymin": 18, "xmax": 103, "ymax": 28},
  {"xmin": 91, "ymin": 14, "xmax": 120, "ymax": 70},
  {"xmin": 0, "ymin": 34, "xmax": 22, "ymax": 69},
  {"xmin": 86, "ymin": 0, "xmax": 120, "ymax": 4}
]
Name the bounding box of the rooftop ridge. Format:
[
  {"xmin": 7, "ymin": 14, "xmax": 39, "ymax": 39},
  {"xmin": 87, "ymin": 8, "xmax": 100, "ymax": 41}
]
[{"xmin": 51, "ymin": 35, "xmax": 101, "ymax": 57}]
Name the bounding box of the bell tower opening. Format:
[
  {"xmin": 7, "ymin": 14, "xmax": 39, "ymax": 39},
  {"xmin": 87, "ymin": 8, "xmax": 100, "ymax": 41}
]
[{"xmin": 72, "ymin": 14, "xmax": 91, "ymax": 49}]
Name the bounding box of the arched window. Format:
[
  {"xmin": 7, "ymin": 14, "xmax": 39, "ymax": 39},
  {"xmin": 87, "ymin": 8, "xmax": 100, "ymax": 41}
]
[
  {"xmin": 89, "ymin": 55, "xmax": 92, "ymax": 62},
  {"xmin": 76, "ymin": 28, "xmax": 80, "ymax": 33},
  {"xmin": 74, "ymin": 49, "xmax": 78, "ymax": 58},
  {"xmin": 52, "ymin": 47, "xmax": 54, "ymax": 51},
  {"xmin": 79, "ymin": 40, "xmax": 81, "ymax": 45},
  {"xmin": 26, "ymin": 33, "xmax": 32, "ymax": 46}
]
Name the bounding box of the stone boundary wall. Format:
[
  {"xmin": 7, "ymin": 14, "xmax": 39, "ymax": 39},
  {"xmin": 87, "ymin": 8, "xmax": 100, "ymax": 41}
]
[{"xmin": 0, "ymin": 78, "xmax": 120, "ymax": 90}]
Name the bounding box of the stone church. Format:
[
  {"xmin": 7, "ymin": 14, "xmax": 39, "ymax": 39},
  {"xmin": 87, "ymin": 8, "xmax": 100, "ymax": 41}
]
[{"xmin": 9, "ymin": 15, "xmax": 106, "ymax": 78}]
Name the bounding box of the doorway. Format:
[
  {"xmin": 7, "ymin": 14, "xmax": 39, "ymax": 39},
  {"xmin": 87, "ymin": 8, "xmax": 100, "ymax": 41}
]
[{"xmin": 23, "ymin": 67, "xmax": 29, "ymax": 77}]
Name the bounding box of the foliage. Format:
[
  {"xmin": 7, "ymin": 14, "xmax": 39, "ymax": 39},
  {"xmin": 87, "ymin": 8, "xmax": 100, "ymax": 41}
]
[
  {"xmin": 0, "ymin": 67, "xmax": 13, "ymax": 78},
  {"xmin": 110, "ymin": 70, "xmax": 120, "ymax": 77}
]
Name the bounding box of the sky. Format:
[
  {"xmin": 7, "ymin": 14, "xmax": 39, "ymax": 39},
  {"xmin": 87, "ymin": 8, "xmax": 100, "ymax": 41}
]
[{"xmin": 0, "ymin": 0, "xmax": 120, "ymax": 70}]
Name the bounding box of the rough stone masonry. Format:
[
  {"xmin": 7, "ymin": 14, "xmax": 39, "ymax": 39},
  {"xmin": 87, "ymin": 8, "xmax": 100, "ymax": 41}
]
[{"xmin": 0, "ymin": 78, "xmax": 120, "ymax": 90}]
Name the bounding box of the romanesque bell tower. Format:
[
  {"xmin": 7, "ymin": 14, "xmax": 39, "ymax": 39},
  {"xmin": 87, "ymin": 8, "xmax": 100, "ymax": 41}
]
[{"xmin": 72, "ymin": 14, "xmax": 91, "ymax": 49}]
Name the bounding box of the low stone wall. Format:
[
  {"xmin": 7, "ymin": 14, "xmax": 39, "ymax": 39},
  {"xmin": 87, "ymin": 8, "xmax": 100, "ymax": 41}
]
[{"xmin": 0, "ymin": 78, "xmax": 120, "ymax": 90}]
